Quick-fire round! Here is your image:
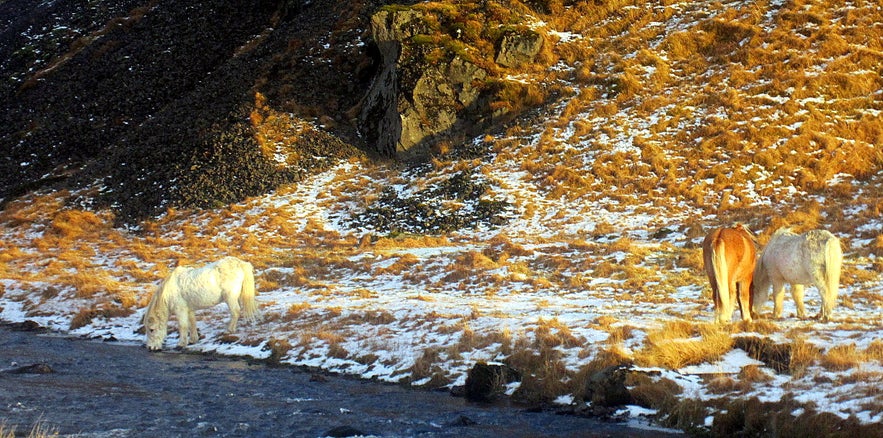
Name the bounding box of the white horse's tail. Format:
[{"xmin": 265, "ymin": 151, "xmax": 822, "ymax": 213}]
[
  {"xmin": 711, "ymin": 241, "xmax": 730, "ymax": 323},
  {"xmin": 823, "ymin": 236, "xmax": 842, "ymax": 311},
  {"xmin": 239, "ymin": 261, "xmax": 259, "ymax": 322}
]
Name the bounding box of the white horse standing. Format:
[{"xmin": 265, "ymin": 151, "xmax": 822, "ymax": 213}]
[
  {"xmin": 752, "ymin": 228, "xmax": 842, "ymax": 322},
  {"xmin": 143, "ymin": 256, "xmax": 259, "ymax": 350}
]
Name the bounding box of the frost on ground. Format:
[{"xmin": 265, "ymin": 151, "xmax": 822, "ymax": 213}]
[
  {"xmin": 2, "ymin": 0, "xmax": 883, "ymax": 434},
  {"xmin": 1, "ymin": 155, "xmax": 882, "ymax": 430}
]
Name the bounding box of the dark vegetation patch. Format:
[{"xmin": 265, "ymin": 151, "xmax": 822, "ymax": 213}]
[
  {"xmin": 351, "ymin": 166, "xmax": 512, "ymax": 235},
  {"xmin": 709, "ymin": 396, "xmax": 883, "ymax": 438},
  {"xmin": 733, "ymin": 336, "xmax": 791, "ymax": 374}
]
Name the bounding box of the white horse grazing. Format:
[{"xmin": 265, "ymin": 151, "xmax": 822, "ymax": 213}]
[
  {"xmin": 143, "ymin": 256, "xmax": 259, "ymax": 350},
  {"xmin": 752, "ymin": 228, "xmax": 842, "ymax": 322}
]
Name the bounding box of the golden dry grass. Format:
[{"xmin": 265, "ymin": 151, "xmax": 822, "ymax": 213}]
[
  {"xmin": 866, "ymin": 340, "xmax": 883, "ymax": 364},
  {"xmin": 635, "ymin": 321, "xmax": 733, "ymax": 369},
  {"xmin": 409, "ymin": 347, "xmax": 446, "ymax": 386},
  {"xmin": 0, "ymin": 421, "xmax": 58, "ymax": 438},
  {"xmin": 0, "ymin": 2, "xmax": 881, "ymax": 433},
  {"xmin": 789, "ymin": 336, "xmax": 824, "ymax": 378},
  {"xmin": 821, "ymin": 343, "xmax": 865, "ymax": 372}
]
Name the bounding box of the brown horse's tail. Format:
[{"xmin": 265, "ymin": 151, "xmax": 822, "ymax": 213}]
[
  {"xmin": 711, "ymin": 239, "xmax": 731, "ymax": 323},
  {"xmin": 239, "ymin": 261, "xmax": 259, "ymax": 322}
]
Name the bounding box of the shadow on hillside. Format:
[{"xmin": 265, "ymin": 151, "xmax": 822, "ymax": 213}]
[{"xmin": 0, "ymin": 0, "xmax": 388, "ymax": 224}]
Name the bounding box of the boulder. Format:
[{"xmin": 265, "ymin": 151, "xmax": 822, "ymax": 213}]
[
  {"xmin": 8, "ymin": 320, "xmax": 43, "ymax": 332},
  {"xmin": 323, "ymin": 426, "xmax": 366, "ymax": 437},
  {"xmin": 446, "ymin": 415, "xmax": 477, "ymax": 427},
  {"xmin": 495, "ymin": 30, "xmax": 544, "ymax": 68},
  {"xmin": 463, "ymin": 362, "xmax": 521, "ymax": 402},
  {"xmin": 584, "ymin": 365, "xmax": 634, "ymax": 408}
]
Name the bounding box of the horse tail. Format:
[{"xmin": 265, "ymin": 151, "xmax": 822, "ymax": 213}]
[
  {"xmin": 823, "ymin": 235, "xmax": 842, "ymax": 312},
  {"xmin": 711, "ymin": 238, "xmax": 730, "ymax": 322},
  {"xmin": 239, "ymin": 261, "xmax": 259, "ymax": 322}
]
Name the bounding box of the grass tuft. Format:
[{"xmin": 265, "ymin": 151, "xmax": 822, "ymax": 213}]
[
  {"xmin": 636, "ymin": 322, "xmax": 733, "ymax": 369},
  {"xmin": 821, "ymin": 343, "xmax": 864, "ymax": 372},
  {"xmin": 0, "ymin": 421, "xmax": 58, "ymax": 438}
]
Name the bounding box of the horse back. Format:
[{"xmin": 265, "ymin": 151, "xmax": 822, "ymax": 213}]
[
  {"xmin": 764, "ymin": 228, "xmax": 838, "ymax": 284},
  {"xmin": 703, "ymin": 226, "xmax": 756, "ymax": 279},
  {"xmin": 801, "ymin": 230, "xmax": 839, "ymax": 254},
  {"xmin": 168, "ymin": 262, "xmax": 228, "ymax": 309},
  {"xmin": 711, "ymin": 227, "xmax": 755, "ymax": 263}
]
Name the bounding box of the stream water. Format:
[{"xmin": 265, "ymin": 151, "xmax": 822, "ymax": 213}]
[{"xmin": 0, "ymin": 325, "xmax": 678, "ymax": 437}]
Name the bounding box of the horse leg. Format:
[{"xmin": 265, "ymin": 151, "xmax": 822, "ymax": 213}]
[
  {"xmin": 725, "ymin": 280, "xmax": 739, "ymax": 323},
  {"xmin": 175, "ymin": 308, "xmax": 191, "ymax": 348},
  {"xmin": 791, "ymin": 284, "xmax": 806, "ymax": 319},
  {"xmin": 188, "ymin": 310, "xmax": 199, "ymax": 343},
  {"xmin": 711, "ymin": 284, "xmax": 724, "ymax": 324},
  {"xmin": 815, "ymin": 282, "xmax": 831, "ymax": 322},
  {"xmin": 711, "ymin": 284, "xmax": 723, "ymax": 324},
  {"xmin": 736, "ymin": 281, "xmax": 753, "ymax": 322},
  {"xmin": 225, "ymin": 298, "xmax": 241, "ymax": 334},
  {"xmin": 772, "ymin": 280, "xmax": 786, "ymax": 319}
]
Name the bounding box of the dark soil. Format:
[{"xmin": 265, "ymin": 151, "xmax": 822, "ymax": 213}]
[{"xmin": 0, "ymin": 324, "xmax": 675, "ymax": 437}]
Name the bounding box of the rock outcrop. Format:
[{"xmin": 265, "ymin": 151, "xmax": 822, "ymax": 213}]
[
  {"xmin": 359, "ymin": 8, "xmax": 492, "ymax": 158},
  {"xmin": 495, "ymin": 29, "xmax": 544, "ymax": 68}
]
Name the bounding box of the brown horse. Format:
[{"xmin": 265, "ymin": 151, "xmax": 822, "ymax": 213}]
[{"xmin": 702, "ymin": 224, "xmax": 757, "ymax": 324}]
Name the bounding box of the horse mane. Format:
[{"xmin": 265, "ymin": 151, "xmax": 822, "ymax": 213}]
[
  {"xmin": 772, "ymin": 227, "xmax": 796, "ymax": 237},
  {"xmin": 144, "ymin": 272, "xmax": 175, "ymax": 322}
]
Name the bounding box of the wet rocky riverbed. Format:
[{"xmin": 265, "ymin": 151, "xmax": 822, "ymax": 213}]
[{"xmin": 0, "ymin": 324, "xmax": 678, "ymax": 437}]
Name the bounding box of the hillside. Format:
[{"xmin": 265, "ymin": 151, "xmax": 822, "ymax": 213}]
[
  {"xmin": 2, "ymin": 0, "xmax": 883, "ymax": 436},
  {"xmin": 0, "ymin": 0, "xmax": 382, "ymax": 221}
]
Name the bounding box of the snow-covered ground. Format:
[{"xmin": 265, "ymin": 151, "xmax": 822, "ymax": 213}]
[
  {"xmin": 1, "ymin": 154, "xmax": 881, "ymax": 430},
  {"xmin": 2, "ymin": 0, "xmax": 882, "ymax": 433}
]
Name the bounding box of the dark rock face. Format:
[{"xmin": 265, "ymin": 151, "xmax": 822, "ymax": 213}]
[
  {"xmin": 358, "ymin": 9, "xmax": 423, "ymax": 158},
  {"xmin": 2, "ymin": 0, "xmax": 278, "ymax": 211},
  {"xmin": 359, "ymin": 8, "xmax": 493, "ymax": 158},
  {"xmin": 400, "ymin": 57, "xmax": 487, "ymax": 155},
  {"xmin": 0, "ymin": 0, "xmax": 541, "ymax": 224}
]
